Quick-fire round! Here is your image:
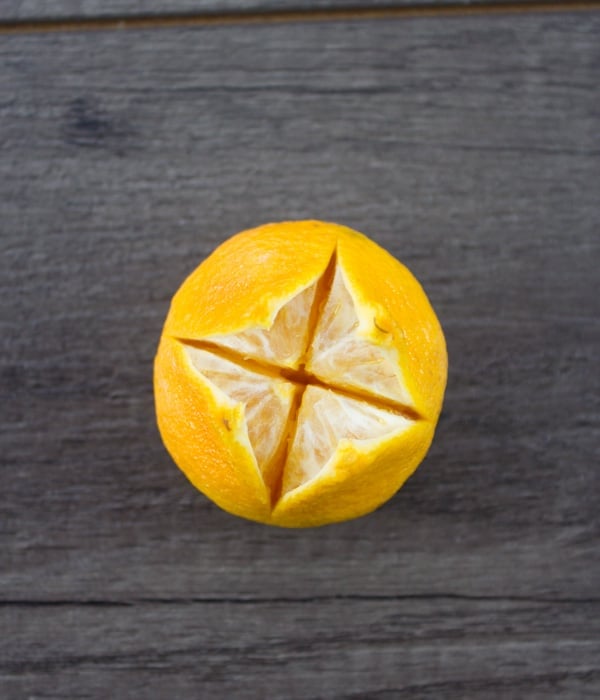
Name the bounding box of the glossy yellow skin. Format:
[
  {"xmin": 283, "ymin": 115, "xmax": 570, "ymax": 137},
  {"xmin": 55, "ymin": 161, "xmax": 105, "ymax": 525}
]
[{"xmin": 154, "ymin": 221, "xmax": 447, "ymax": 527}]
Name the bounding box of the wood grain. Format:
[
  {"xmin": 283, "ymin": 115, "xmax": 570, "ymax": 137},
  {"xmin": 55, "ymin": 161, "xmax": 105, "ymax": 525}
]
[
  {"xmin": 0, "ymin": 0, "xmax": 577, "ymax": 23},
  {"xmin": 1, "ymin": 12, "xmax": 599, "ymax": 698},
  {"xmin": 1, "ymin": 598, "xmax": 598, "ymax": 697}
]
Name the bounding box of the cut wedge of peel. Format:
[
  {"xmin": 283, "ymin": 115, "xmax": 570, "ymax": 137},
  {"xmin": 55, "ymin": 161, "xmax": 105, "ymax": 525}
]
[{"xmin": 154, "ymin": 221, "xmax": 447, "ymax": 527}]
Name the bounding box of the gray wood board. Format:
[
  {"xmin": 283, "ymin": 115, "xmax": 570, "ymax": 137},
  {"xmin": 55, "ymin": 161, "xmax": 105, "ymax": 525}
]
[
  {"xmin": 0, "ymin": 0, "xmax": 562, "ymax": 22},
  {"xmin": 2, "ymin": 598, "xmax": 598, "ymax": 697},
  {"xmin": 1, "ymin": 13, "xmax": 599, "ymax": 699}
]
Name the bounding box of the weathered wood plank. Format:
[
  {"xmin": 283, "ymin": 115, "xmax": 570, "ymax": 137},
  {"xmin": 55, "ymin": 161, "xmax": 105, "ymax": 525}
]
[
  {"xmin": 0, "ymin": 0, "xmax": 566, "ymax": 22},
  {"xmin": 1, "ymin": 598, "xmax": 599, "ymax": 698},
  {"xmin": 1, "ymin": 13, "xmax": 599, "ymax": 699}
]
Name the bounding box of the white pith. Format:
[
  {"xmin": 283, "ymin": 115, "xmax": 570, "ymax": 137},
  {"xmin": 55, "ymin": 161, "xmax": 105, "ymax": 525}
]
[{"xmin": 184, "ymin": 261, "xmax": 416, "ymax": 497}]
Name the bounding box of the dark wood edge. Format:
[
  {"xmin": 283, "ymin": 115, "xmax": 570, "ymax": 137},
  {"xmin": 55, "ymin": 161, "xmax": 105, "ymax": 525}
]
[{"xmin": 1, "ymin": 1, "xmax": 599, "ymax": 35}]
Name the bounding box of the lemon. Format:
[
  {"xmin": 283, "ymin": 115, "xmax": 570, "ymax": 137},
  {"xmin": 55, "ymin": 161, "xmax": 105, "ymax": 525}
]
[{"xmin": 154, "ymin": 221, "xmax": 447, "ymax": 527}]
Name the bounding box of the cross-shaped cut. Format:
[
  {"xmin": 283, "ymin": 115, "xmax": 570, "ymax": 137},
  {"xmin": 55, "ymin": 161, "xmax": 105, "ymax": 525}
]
[{"xmin": 179, "ymin": 257, "xmax": 420, "ymax": 507}]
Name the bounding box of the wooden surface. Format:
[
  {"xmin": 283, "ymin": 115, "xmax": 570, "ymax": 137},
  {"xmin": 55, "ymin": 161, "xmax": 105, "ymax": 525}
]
[
  {"xmin": 0, "ymin": 1, "xmax": 563, "ymax": 22},
  {"xmin": 1, "ymin": 7, "xmax": 599, "ymax": 699}
]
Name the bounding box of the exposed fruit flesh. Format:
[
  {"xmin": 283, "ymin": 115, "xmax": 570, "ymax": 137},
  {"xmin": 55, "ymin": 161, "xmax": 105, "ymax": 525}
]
[
  {"xmin": 306, "ymin": 264, "xmax": 411, "ymax": 405},
  {"xmin": 181, "ymin": 257, "xmax": 418, "ymax": 504},
  {"xmin": 282, "ymin": 386, "xmax": 412, "ymax": 495},
  {"xmin": 207, "ymin": 282, "xmax": 317, "ymax": 369},
  {"xmin": 185, "ymin": 346, "xmax": 296, "ymax": 492}
]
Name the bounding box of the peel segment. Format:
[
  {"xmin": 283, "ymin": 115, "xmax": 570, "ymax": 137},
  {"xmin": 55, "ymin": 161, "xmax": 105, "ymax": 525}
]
[
  {"xmin": 336, "ymin": 232, "xmax": 447, "ymax": 421},
  {"xmin": 185, "ymin": 345, "xmax": 297, "ymax": 494},
  {"xmin": 281, "ymin": 386, "xmax": 414, "ymax": 495},
  {"xmin": 154, "ymin": 336, "xmax": 271, "ymax": 523},
  {"xmin": 163, "ymin": 221, "xmax": 337, "ymax": 361},
  {"xmin": 273, "ymin": 419, "xmax": 434, "ymax": 528},
  {"xmin": 306, "ymin": 263, "xmax": 412, "ymax": 406}
]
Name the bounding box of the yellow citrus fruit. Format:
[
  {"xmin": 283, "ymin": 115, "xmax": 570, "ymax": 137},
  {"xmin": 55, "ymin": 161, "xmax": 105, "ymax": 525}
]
[{"xmin": 154, "ymin": 221, "xmax": 447, "ymax": 527}]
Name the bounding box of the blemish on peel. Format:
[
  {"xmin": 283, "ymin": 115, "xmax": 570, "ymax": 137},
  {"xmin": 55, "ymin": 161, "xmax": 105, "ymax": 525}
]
[{"xmin": 373, "ymin": 318, "xmax": 390, "ymax": 334}]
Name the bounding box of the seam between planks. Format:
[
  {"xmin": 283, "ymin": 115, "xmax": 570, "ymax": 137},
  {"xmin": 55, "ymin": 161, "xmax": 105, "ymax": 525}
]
[
  {"xmin": 1, "ymin": 1, "xmax": 600, "ymax": 35},
  {"xmin": 1, "ymin": 594, "xmax": 599, "ymax": 606}
]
